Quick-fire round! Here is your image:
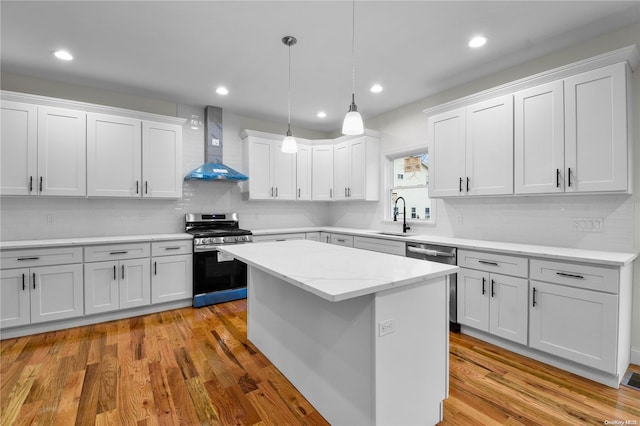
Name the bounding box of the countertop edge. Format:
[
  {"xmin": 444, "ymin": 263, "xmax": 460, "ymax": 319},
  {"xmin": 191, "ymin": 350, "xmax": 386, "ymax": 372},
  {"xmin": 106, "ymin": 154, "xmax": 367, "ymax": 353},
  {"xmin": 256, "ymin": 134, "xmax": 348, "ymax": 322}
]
[{"xmin": 0, "ymin": 233, "xmax": 193, "ymax": 250}]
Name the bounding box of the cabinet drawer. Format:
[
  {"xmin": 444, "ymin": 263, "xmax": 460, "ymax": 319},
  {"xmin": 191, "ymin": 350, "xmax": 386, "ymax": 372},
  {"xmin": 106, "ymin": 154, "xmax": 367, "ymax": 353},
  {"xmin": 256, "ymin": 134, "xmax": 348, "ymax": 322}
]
[
  {"xmin": 151, "ymin": 240, "xmax": 192, "ymax": 257},
  {"xmin": 1, "ymin": 247, "xmax": 83, "ymax": 269},
  {"xmin": 530, "ymin": 259, "xmax": 618, "ymax": 293},
  {"xmin": 353, "ymin": 236, "xmax": 405, "ymax": 256},
  {"xmin": 85, "ymin": 243, "xmax": 150, "ymax": 262},
  {"xmin": 458, "ymin": 249, "xmax": 528, "ymax": 278},
  {"xmin": 253, "ymin": 233, "xmax": 306, "ymax": 243},
  {"xmin": 331, "ymin": 234, "xmax": 354, "ymax": 247}
]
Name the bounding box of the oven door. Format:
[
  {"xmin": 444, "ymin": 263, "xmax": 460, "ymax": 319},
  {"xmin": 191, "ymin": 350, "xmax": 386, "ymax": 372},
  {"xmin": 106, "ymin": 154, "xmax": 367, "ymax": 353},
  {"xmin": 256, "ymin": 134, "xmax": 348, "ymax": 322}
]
[{"xmin": 193, "ymin": 248, "xmax": 247, "ymax": 307}]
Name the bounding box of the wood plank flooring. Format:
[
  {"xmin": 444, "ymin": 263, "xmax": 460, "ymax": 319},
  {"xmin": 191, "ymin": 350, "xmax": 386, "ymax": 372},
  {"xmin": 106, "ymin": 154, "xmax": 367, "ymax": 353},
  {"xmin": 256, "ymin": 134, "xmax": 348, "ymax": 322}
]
[{"xmin": 1, "ymin": 300, "xmax": 639, "ymax": 425}]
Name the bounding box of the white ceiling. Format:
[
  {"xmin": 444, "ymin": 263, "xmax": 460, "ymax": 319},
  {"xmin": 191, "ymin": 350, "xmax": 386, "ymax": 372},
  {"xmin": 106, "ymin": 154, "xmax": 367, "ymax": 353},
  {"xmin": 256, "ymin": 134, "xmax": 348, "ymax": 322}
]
[{"xmin": 2, "ymin": 1, "xmax": 640, "ymax": 133}]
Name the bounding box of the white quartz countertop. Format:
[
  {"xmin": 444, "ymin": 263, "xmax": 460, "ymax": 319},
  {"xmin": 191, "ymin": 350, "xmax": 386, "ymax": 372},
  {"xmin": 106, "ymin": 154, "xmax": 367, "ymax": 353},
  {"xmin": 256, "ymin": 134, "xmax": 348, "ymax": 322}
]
[
  {"xmin": 0, "ymin": 233, "xmax": 193, "ymax": 250},
  {"xmin": 218, "ymin": 239, "xmax": 459, "ymax": 302},
  {"xmin": 252, "ymin": 227, "xmax": 637, "ymax": 267}
]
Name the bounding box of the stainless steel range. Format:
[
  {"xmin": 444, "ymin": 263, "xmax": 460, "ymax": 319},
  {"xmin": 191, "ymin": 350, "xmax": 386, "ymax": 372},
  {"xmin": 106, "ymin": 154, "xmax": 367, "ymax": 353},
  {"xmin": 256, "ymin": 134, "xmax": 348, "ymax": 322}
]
[{"xmin": 185, "ymin": 213, "xmax": 252, "ymax": 307}]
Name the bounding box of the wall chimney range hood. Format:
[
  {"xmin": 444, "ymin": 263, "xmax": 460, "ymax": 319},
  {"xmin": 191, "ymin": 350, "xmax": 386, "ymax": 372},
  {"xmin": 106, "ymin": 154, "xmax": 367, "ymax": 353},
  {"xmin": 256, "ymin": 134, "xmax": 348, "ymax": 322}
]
[{"xmin": 184, "ymin": 106, "xmax": 248, "ymax": 181}]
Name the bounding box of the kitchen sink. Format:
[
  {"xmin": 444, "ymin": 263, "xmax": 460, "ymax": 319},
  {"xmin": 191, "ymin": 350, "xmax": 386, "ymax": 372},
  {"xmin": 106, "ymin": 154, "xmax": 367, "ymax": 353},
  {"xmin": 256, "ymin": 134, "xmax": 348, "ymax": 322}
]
[{"xmin": 375, "ymin": 232, "xmax": 417, "ymax": 237}]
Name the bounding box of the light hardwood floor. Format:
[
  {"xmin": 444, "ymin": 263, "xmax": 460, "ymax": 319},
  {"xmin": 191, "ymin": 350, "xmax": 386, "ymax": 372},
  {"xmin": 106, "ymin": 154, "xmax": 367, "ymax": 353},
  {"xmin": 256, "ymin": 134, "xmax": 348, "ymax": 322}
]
[{"xmin": 1, "ymin": 300, "xmax": 639, "ymax": 425}]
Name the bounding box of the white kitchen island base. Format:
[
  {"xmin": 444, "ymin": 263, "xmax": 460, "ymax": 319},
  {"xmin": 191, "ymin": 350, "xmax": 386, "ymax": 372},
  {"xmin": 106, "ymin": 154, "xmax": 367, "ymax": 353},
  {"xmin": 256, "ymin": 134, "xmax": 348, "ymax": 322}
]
[{"xmin": 219, "ymin": 240, "xmax": 457, "ymax": 426}]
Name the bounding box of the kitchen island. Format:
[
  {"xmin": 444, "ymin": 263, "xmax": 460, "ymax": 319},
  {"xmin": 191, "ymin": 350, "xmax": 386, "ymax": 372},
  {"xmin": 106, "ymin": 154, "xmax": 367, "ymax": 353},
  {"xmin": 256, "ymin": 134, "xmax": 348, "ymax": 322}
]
[{"xmin": 218, "ymin": 239, "xmax": 459, "ymax": 426}]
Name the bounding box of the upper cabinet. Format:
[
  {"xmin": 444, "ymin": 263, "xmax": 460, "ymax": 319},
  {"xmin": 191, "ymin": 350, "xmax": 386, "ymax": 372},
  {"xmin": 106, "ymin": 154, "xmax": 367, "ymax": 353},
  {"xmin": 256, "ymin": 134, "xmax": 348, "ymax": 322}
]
[
  {"xmin": 1, "ymin": 91, "xmax": 184, "ymax": 199},
  {"xmin": 241, "ymin": 129, "xmax": 380, "ymax": 202},
  {"xmin": 515, "ymin": 62, "xmax": 629, "ymax": 194},
  {"xmin": 427, "ymin": 46, "xmax": 637, "ymax": 198},
  {"xmin": 429, "ymin": 95, "xmax": 513, "ymax": 197},
  {"xmin": 1, "ymin": 101, "xmax": 86, "ymax": 197}
]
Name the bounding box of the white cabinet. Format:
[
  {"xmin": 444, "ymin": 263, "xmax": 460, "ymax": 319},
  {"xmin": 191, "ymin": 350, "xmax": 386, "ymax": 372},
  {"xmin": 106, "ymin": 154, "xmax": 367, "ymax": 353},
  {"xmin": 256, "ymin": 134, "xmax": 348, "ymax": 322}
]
[
  {"xmin": 151, "ymin": 241, "xmax": 193, "ymax": 304},
  {"xmin": 515, "ymin": 63, "xmax": 629, "ymax": 194},
  {"xmin": 1, "ymin": 268, "xmax": 31, "ymax": 327},
  {"xmin": 243, "ymin": 136, "xmax": 296, "ymax": 200},
  {"xmin": 353, "ymin": 236, "xmax": 405, "ymax": 256},
  {"xmin": 312, "ymin": 145, "xmax": 334, "ymax": 201},
  {"xmin": 330, "ymin": 234, "xmax": 354, "ymax": 247},
  {"xmin": 429, "ymin": 95, "xmax": 513, "ymax": 197},
  {"xmin": 296, "ymin": 143, "xmax": 312, "ymax": 201},
  {"xmin": 333, "ymin": 135, "xmax": 380, "ymax": 201},
  {"xmin": 457, "ymin": 250, "xmax": 528, "ymax": 345},
  {"xmin": 319, "ymin": 232, "xmax": 332, "ymax": 244},
  {"xmin": 1, "ymin": 101, "xmax": 86, "ymax": 197},
  {"xmin": 305, "ymin": 232, "xmax": 321, "ymax": 241},
  {"xmin": 84, "ymin": 258, "xmax": 150, "ymax": 315},
  {"xmin": 87, "ymin": 114, "xmax": 182, "ymax": 198},
  {"xmin": 253, "ymin": 233, "xmax": 307, "ymax": 243}
]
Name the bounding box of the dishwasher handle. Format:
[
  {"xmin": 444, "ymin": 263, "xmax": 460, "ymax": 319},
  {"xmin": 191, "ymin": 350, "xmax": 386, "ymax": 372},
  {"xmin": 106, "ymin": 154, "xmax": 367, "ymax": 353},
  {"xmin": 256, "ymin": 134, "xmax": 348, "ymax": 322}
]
[{"xmin": 407, "ymin": 246, "xmax": 455, "ymax": 258}]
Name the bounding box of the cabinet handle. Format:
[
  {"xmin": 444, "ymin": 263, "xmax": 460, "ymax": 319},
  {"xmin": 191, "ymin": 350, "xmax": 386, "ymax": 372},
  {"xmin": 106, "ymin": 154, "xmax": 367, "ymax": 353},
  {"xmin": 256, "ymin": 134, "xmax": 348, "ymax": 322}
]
[
  {"xmin": 298, "ymin": 188, "xmax": 301, "ymax": 198},
  {"xmin": 348, "ymin": 187, "xmax": 351, "ymax": 197},
  {"xmin": 22, "ymin": 274, "xmax": 26, "ymax": 291},
  {"xmin": 556, "ymin": 169, "xmax": 560, "ymax": 188},
  {"xmin": 270, "ymin": 187, "xmax": 274, "ymax": 197},
  {"xmin": 39, "ymin": 176, "xmax": 43, "ymax": 192},
  {"xmin": 32, "ymin": 273, "xmax": 36, "ymax": 289},
  {"xmin": 275, "ymin": 187, "xmax": 278, "ymax": 197},
  {"xmin": 113, "ymin": 265, "xmax": 117, "ymax": 280},
  {"xmin": 532, "ymin": 287, "xmax": 537, "ymax": 307},
  {"xmin": 154, "ymin": 261, "xmax": 157, "ymax": 276},
  {"xmin": 164, "ymin": 246, "xmax": 181, "ymax": 250},
  {"xmin": 556, "ymin": 272, "xmax": 584, "ymax": 280},
  {"xmin": 122, "ymin": 265, "xmax": 125, "ymax": 279},
  {"xmin": 478, "ymin": 260, "xmax": 498, "ymax": 267},
  {"xmin": 344, "ymin": 187, "xmax": 347, "ymax": 197},
  {"xmin": 329, "ymin": 188, "xmax": 332, "ymax": 198},
  {"xmin": 336, "ymin": 238, "xmax": 346, "ymax": 243},
  {"xmin": 136, "ymin": 181, "xmax": 139, "ymax": 194},
  {"xmin": 459, "ymin": 177, "xmax": 463, "ymax": 193},
  {"xmin": 481, "ymin": 277, "xmax": 486, "ymax": 295},
  {"xmin": 145, "ymin": 181, "xmax": 148, "ymax": 194},
  {"xmin": 466, "ymin": 177, "xmax": 470, "ymax": 192},
  {"xmin": 491, "ymin": 279, "xmax": 495, "ymax": 297},
  {"xmin": 17, "ymin": 257, "xmax": 40, "ymax": 261},
  {"xmin": 29, "ymin": 176, "xmax": 33, "ymax": 192},
  {"xmin": 567, "ymin": 168, "xmax": 572, "ymax": 187},
  {"xmin": 110, "ymin": 251, "xmax": 128, "ymax": 255}
]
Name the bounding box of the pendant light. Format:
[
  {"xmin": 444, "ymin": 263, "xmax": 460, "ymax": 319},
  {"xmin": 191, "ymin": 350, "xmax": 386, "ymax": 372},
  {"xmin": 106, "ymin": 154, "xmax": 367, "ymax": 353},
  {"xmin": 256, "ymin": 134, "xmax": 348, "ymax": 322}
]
[
  {"xmin": 282, "ymin": 35, "xmax": 298, "ymax": 153},
  {"xmin": 342, "ymin": 0, "xmax": 364, "ymax": 135}
]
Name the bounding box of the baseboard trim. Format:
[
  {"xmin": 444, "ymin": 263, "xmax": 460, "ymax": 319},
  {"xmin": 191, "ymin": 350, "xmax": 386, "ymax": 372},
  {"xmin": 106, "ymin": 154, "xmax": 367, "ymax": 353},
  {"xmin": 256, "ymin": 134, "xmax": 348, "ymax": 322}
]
[{"xmin": 631, "ymin": 346, "xmax": 640, "ymax": 365}]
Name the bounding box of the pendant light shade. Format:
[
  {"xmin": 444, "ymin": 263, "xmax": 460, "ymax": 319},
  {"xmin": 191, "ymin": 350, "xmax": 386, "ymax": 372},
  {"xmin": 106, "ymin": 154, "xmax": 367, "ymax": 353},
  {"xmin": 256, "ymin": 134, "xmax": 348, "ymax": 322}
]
[
  {"xmin": 282, "ymin": 36, "xmax": 297, "ymax": 153},
  {"xmin": 342, "ymin": 0, "xmax": 364, "ymax": 136}
]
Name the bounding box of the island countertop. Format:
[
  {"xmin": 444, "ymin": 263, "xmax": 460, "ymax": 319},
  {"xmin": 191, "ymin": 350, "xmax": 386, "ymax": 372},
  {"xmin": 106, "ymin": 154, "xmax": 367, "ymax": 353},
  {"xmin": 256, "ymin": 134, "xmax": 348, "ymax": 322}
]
[{"xmin": 217, "ymin": 239, "xmax": 459, "ymax": 302}]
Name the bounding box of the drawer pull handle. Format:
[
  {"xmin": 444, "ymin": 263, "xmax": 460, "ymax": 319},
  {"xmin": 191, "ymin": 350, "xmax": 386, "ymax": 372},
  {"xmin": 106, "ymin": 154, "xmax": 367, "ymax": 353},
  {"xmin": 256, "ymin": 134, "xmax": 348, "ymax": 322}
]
[
  {"xmin": 110, "ymin": 251, "xmax": 128, "ymax": 255},
  {"xmin": 491, "ymin": 279, "xmax": 495, "ymax": 297},
  {"xmin": 164, "ymin": 246, "xmax": 181, "ymax": 250},
  {"xmin": 275, "ymin": 239, "xmax": 286, "ymax": 242},
  {"xmin": 532, "ymin": 287, "xmax": 537, "ymax": 307},
  {"xmin": 478, "ymin": 260, "xmax": 498, "ymax": 266},
  {"xmin": 556, "ymin": 272, "xmax": 584, "ymax": 280},
  {"xmin": 336, "ymin": 239, "xmax": 346, "ymax": 243},
  {"xmin": 481, "ymin": 277, "xmax": 486, "ymax": 295},
  {"xmin": 22, "ymin": 273, "xmax": 26, "ymax": 291},
  {"xmin": 17, "ymin": 257, "xmax": 40, "ymax": 261}
]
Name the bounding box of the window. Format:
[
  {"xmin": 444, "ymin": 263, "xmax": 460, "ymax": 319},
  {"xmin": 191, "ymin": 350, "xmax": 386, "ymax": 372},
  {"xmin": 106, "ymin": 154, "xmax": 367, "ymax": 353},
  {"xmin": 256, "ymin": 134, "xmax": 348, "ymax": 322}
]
[{"xmin": 388, "ymin": 152, "xmax": 433, "ymax": 223}]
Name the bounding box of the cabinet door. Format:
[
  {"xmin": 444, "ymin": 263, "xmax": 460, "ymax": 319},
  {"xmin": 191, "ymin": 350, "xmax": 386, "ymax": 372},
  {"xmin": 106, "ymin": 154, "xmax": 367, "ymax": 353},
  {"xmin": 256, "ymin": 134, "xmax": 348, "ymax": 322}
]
[
  {"xmin": 84, "ymin": 262, "xmax": 119, "ymax": 314},
  {"xmin": 120, "ymin": 258, "xmax": 151, "ymax": 309},
  {"xmin": 142, "ymin": 121, "xmax": 183, "ymax": 198},
  {"xmin": 457, "ymin": 268, "xmax": 489, "ymax": 332},
  {"xmin": 465, "ymin": 95, "xmax": 514, "ymax": 196},
  {"xmin": 296, "ymin": 144, "xmax": 312, "ymax": 200},
  {"xmin": 514, "ymin": 81, "xmax": 565, "ymax": 194},
  {"xmin": 319, "ymin": 232, "xmax": 332, "ymax": 244},
  {"xmin": 272, "ymin": 142, "xmax": 296, "ymax": 200},
  {"xmin": 488, "ymin": 274, "xmax": 528, "ymax": 345},
  {"xmin": 312, "ymin": 145, "xmax": 334, "ymax": 201},
  {"xmin": 0, "ymin": 268, "xmax": 31, "ymax": 328},
  {"xmin": 1, "ymin": 101, "xmax": 37, "ymax": 196},
  {"xmin": 348, "ymin": 137, "xmax": 367, "ymax": 199},
  {"xmin": 564, "ymin": 63, "xmax": 628, "ymax": 193},
  {"xmin": 333, "ymin": 141, "xmax": 350, "ymax": 200},
  {"xmin": 247, "ymin": 139, "xmax": 273, "ymax": 200},
  {"xmin": 37, "ymin": 107, "xmax": 86, "ymax": 196},
  {"xmin": 151, "ymin": 255, "xmax": 193, "ymax": 304},
  {"xmin": 87, "ymin": 113, "xmax": 142, "ymax": 197},
  {"xmin": 428, "ymin": 108, "xmax": 466, "ymax": 197},
  {"xmin": 30, "ymin": 264, "xmax": 83, "ymax": 323},
  {"xmin": 529, "ymin": 280, "xmax": 618, "ymax": 372}
]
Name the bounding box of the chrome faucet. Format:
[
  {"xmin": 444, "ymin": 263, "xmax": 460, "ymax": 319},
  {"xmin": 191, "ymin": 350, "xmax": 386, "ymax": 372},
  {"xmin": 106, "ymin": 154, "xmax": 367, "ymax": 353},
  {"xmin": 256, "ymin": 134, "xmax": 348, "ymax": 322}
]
[{"xmin": 393, "ymin": 196, "xmax": 411, "ymax": 233}]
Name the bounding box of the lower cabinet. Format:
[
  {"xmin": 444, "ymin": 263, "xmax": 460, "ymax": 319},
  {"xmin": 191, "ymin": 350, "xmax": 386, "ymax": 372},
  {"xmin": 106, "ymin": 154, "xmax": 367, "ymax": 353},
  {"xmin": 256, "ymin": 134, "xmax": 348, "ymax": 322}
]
[
  {"xmin": 151, "ymin": 254, "xmax": 193, "ymax": 304},
  {"xmin": 353, "ymin": 236, "xmax": 405, "ymax": 256},
  {"xmin": 457, "ymin": 268, "xmax": 528, "ymax": 345},
  {"xmin": 1, "ymin": 264, "xmax": 84, "ymax": 327},
  {"xmin": 330, "ymin": 234, "xmax": 354, "ymax": 247},
  {"xmin": 253, "ymin": 233, "xmax": 307, "ymax": 243},
  {"xmin": 84, "ymin": 258, "xmax": 151, "ymax": 315}
]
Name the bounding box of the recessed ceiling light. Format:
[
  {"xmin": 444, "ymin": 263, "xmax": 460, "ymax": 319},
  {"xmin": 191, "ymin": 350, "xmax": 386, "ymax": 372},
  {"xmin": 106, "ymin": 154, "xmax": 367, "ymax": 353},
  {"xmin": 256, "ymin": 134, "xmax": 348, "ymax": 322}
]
[
  {"xmin": 317, "ymin": 111, "xmax": 327, "ymax": 118},
  {"xmin": 370, "ymin": 84, "xmax": 383, "ymax": 93},
  {"xmin": 52, "ymin": 49, "xmax": 73, "ymax": 61},
  {"xmin": 216, "ymin": 86, "xmax": 229, "ymax": 95},
  {"xmin": 468, "ymin": 36, "xmax": 487, "ymax": 48}
]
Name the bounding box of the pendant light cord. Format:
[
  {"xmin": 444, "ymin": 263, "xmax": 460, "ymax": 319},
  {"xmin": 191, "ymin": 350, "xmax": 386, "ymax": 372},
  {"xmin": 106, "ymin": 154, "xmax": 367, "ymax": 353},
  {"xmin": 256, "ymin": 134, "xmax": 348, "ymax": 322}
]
[
  {"xmin": 287, "ymin": 41, "xmax": 292, "ymax": 132},
  {"xmin": 351, "ymin": 0, "xmax": 356, "ymax": 97}
]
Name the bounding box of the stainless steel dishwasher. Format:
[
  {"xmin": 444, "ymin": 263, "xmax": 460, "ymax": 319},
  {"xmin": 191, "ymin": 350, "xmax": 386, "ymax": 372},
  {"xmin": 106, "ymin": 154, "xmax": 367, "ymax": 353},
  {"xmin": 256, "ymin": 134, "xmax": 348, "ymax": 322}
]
[{"xmin": 406, "ymin": 242, "xmax": 459, "ymax": 332}]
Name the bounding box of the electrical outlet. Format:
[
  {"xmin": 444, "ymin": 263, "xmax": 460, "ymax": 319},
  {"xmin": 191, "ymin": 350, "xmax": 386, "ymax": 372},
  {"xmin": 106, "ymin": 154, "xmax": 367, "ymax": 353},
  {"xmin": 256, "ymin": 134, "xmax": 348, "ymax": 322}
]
[
  {"xmin": 379, "ymin": 319, "xmax": 396, "ymax": 337},
  {"xmin": 572, "ymin": 217, "xmax": 603, "ymax": 233},
  {"xmin": 47, "ymin": 214, "xmax": 56, "ymax": 225}
]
